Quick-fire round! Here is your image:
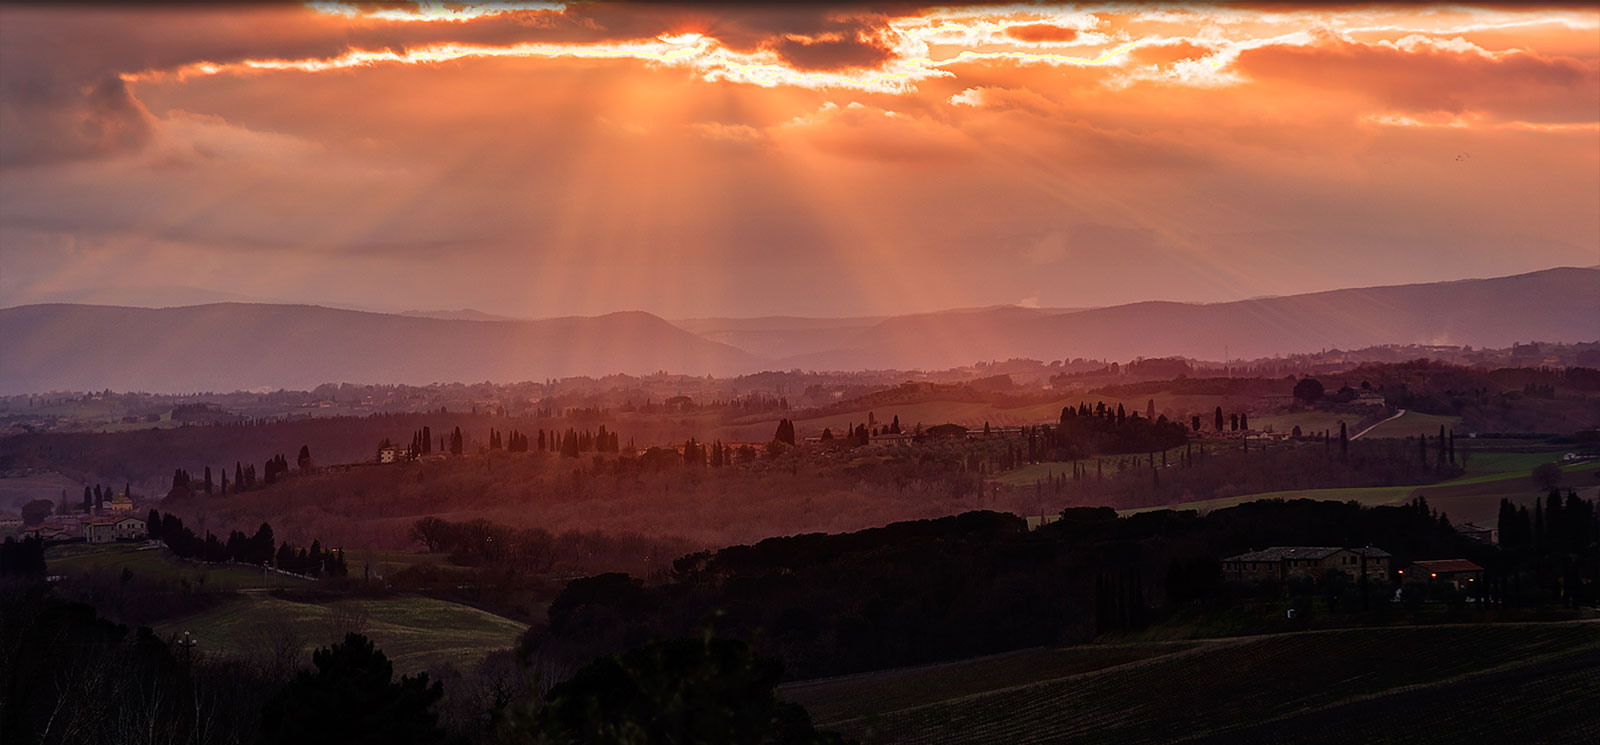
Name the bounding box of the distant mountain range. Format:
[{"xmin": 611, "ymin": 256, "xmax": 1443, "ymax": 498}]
[
  {"xmin": 2, "ymin": 268, "xmax": 1595, "ymax": 394},
  {"xmin": 0, "ymin": 305, "xmax": 760, "ymax": 394},
  {"xmin": 773, "ymin": 267, "xmax": 1600, "ymax": 370}
]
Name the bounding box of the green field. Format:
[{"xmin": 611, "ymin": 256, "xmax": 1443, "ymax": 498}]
[
  {"xmin": 1118, "ymin": 450, "xmax": 1600, "ymax": 526},
  {"xmin": 345, "ymin": 549, "xmax": 452, "ymax": 581},
  {"xmin": 154, "ymin": 593, "xmax": 528, "ymax": 673},
  {"xmin": 1355, "ymin": 411, "xmax": 1463, "ymax": 440},
  {"xmin": 48, "ymin": 542, "xmax": 304, "ymax": 590},
  {"xmin": 783, "ymin": 622, "xmax": 1600, "ymax": 744}
]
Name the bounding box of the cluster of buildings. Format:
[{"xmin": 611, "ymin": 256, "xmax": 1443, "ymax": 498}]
[
  {"xmin": 2, "ymin": 489, "xmax": 149, "ymax": 545},
  {"xmin": 1223, "ymin": 545, "xmax": 1484, "ymax": 591}
]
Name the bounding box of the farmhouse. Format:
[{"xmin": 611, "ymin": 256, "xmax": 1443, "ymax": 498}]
[
  {"xmin": 1400, "ymin": 559, "xmax": 1484, "ymax": 590},
  {"xmin": 0, "ymin": 513, "xmax": 22, "ymax": 531},
  {"xmin": 1223, "ymin": 546, "xmax": 1391, "ymax": 583},
  {"xmin": 378, "ymin": 445, "xmax": 410, "ymax": 464},
  {"xmin": 85, "ymin": 515, "xmax": 147, "ymax": 543}
]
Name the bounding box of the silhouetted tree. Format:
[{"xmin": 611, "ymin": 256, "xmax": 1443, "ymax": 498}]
[
  {"xmin": 261, "ymin": 633, "xmax": 445, "ymax": 745},
  {"xmin": 1532, "ymin": 462, "xmax": 1562, "ymax": 491},
  {"xmin": 506, "ymin": 634, "xmax": 847, "ymax": 745},
  {"xmin": 20, "ymin": 499, "xmax": 52, "ymax": 526},
  {"xmin": 1293, "ymin": 377, "xmax": 1325, "ymax": 406}
]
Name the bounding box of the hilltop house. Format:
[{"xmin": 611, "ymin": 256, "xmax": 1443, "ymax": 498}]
[
  {"xmin": 0, "ymin": 513, "xmax": 22, "ymax": 532},
  {"xmin": 378, "ymin": 444, "xmax": 410, "ymax": 464},
  {"xmin": 1400, "ymin": 560, "xmax": 1484, "ymax": 591},
  {"xmin": 1223, "ymin": 546, "xmax": 1392, "ymax": 583}
]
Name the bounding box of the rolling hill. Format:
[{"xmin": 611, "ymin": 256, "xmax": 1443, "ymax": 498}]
[
  {"xmin": 2, "ymin": 268, "xmax": 1594, "ymax": 394},
  {"xmin": 0, "ymin": 303, "xmax": 761, "ymax": 394},
  {"xmin": 776, "ymin": 267, "xmax": 1600, "ymax": 370}
]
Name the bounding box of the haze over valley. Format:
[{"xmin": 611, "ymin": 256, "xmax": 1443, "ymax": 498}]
[{"xmin": 4, "ymin": 267, "xmax": 1595, "ymax": 395}]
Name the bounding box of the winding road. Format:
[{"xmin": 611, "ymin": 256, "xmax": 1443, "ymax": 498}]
[{"xmin": 1350, "ymin": 409, "xmax": 1406, "ymax": 440}]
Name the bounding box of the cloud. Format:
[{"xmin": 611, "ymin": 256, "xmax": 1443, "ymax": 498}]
[
  {"xmin": 1129, "ymin": 39, "xmax": 1217, "ymax": 66},
  {"xmin": 1236, "ymin": 35, "xmax": 1600, "ymax": 123},
  {"xmin": 948, "ymin": 88, "xmax": 986, "ymax": 107},
  {"xmin": 0, "ymin": 4, "xmax": 1595, "ymax": 319},
  {"xmin": 0, "ymin": 74, "xmax": 155, "ymax": 166},
  {"xmin": 691, "ymin": 122, "xmax": 766, "ymax": 144},
  {"xmin": 775, "ymin": 102, "xmax": 971, "ymax": 163},
  {"xmin": 0, "ymin": 4, "xmax": 932, "ymax": 164},
  {"xmin": 1004, "ymin": 24, "xmax": 1081, "ymax": 44},
  {"xmin": 768, "ymin": 30, "xmax": 898, "ymax": 72}
]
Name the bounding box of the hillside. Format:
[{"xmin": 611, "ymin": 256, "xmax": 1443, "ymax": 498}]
[
  {"xmin": 0, "ymin": 304, "xmax": 761, "ymax": 394},
  {"xmin": 778, "ymin": 267, "xmax": 1600, "ymax": 371},
  {"xmin": 780, "ymin": 623, "xmax": 1600, "ymax": 744}
]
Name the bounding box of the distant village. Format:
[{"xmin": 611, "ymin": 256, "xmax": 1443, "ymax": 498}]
[{"xmin": 2, "ymin": 484, "xmax": 148, "ymax": 544}]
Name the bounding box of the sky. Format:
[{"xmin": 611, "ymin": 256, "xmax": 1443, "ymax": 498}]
[{"xmin": 1, "ymin": 2, "xmax": 1596, "ymax": 319}]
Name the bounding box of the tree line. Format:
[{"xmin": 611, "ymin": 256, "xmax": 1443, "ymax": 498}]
[
  {"xmin": 1496, "ymin": 489, "xmax": 1599, "ymax": 607},
  {"xmin": 145, "ymin": 510, "xmax": 347, "ymax": 577},
  {"xmin": 525, "ymin": 497, "xmax": 1486, "ymax": 683}
]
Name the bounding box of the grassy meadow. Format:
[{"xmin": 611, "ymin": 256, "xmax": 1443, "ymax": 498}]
[
  {"xmin": 48, "ymin": 541, "xmax": 302, "ymax": 590},
  {"xmin": 1355, "ymin": 411, "xmax": 1465, "ymax": 439},
  {"xmin": 153, "ymin": 593, "xmax": 527, "ymax": 674},
  {"xmin": 1117, "ymin": 447, "xmax": 1599, "ymax": 526}
]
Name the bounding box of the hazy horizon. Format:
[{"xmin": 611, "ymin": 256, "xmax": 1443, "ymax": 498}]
[{"xmin": 4, "ymin": 263, "xmax": 1597, "ymax": 322}]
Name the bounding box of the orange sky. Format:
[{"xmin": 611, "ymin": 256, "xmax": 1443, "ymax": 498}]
[{"xmin": 1, "ymin": 2, "xmax": 1596, "ymax": 318}]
